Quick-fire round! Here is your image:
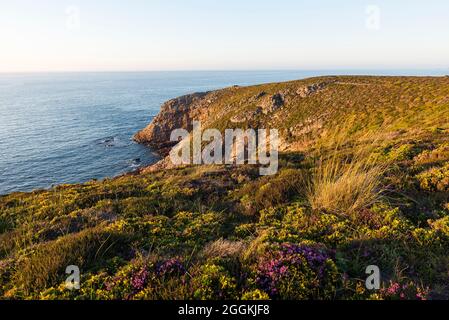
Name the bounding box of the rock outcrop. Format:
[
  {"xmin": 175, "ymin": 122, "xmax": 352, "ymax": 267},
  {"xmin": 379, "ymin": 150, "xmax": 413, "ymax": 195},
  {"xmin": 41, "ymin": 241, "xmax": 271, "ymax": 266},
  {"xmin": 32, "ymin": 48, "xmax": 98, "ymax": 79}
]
[
  {"xmin": 260, "ymin": 93, "xmax": 285, "ymax": 114},
  {"xmin": 296, "ymin": 81, "xmax": 334, "ymax": 98},
  {"xmin": 230, "ymin": 107, "xmax": 263, "ymax": 123},
  {"xmin": 133, "ymin": 92, "xmax": 210, "ymax": 155}
]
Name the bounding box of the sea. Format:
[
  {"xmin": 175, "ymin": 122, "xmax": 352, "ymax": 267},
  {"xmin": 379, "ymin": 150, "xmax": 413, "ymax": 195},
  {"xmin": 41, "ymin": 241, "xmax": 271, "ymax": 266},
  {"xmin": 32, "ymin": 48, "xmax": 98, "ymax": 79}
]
[{"xmin": 0, "ymin": 70, "xmax": 447, "ymax": 194}]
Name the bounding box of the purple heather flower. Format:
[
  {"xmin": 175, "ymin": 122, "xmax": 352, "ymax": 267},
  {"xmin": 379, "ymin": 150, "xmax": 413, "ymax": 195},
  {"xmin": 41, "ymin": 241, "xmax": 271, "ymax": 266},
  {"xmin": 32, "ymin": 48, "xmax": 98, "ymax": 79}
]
[
  {"xmin": 156, "ymin": 258, "xmax": 186, "ymax": 277},
  {"xmin": 256, "ymin": 243, "xmax": 333, "ymax": 298},
  {"xmin": 387, "ymin": 282, "xmax": 400, "ymax": 295},
  {"xmin": 131, "ymin": 268, "xmax": 149, "ymax": 291},
  {"xmin": 416, "ymin": 292, "xmax": 427, "ymax": 300}
]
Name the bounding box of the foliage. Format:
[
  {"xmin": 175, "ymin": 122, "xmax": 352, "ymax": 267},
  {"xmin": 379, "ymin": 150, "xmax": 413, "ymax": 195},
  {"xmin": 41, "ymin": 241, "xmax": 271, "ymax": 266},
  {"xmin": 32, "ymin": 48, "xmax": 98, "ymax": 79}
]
[
  {"xmin": 255, "ymin": 244, "xmax": 338, "ymax": 300},
  {"xmin": 1, "ymin": 76, "xmax": 449, "ymax": 300}
]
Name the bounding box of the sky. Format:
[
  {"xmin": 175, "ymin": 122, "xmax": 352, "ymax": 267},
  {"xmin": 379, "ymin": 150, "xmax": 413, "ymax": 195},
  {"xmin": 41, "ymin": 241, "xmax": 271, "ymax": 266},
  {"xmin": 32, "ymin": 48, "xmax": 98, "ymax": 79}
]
[{"xmin": 0, "ymin": 0, "xmax": 449, "ymax": 72}]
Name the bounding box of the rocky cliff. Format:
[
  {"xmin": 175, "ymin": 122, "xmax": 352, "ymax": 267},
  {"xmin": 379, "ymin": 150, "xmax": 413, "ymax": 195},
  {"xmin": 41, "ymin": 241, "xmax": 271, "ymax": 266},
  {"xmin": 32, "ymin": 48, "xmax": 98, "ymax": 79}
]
[
  {"xmin": 134, "ymin": 92, "xmax": 209, "ymax": 155},
  {"xmin": 135, "ymin": 75, "xmax": 449, "ymax": 168}
]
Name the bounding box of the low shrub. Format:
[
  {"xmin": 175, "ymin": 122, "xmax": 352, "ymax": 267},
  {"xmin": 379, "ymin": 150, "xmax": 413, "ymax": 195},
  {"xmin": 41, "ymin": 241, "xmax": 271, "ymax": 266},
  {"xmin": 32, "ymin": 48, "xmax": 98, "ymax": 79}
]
[
  {"xmin": 13, "ymin": 226, "xmax": 130, "ymax": 296},
  {"xmin": 238, "ymin": 169, "xmax": 306, "ymax": 215},
  {"xmin": 416, "ymin": 163, "xmax": 449, "ymax": 192},
  {"xmin": 375, "ymin": 281, "xmax": 430, "ymax": 300},
  {"xmin": 192, "ymin": 263, "xmax": 238, "ymax": 300},
  {"xmin": 256, "ymin": 243, "xmax": 339, "ymax": 300}
]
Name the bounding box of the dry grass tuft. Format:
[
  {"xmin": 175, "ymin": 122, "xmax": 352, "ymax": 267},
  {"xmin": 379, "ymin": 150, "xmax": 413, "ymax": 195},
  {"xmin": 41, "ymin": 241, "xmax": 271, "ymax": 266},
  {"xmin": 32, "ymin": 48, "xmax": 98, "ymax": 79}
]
[
  {"xmin": 307, "ymin": 155, "xmax": 386, "ymax": 215},
  {"xmin": 306, "ymin": 123, "xmax": 389, "ymax": 216},
  {"xmin": 202, "ymin": 239, "xmax": 247, "ymax": 260}
]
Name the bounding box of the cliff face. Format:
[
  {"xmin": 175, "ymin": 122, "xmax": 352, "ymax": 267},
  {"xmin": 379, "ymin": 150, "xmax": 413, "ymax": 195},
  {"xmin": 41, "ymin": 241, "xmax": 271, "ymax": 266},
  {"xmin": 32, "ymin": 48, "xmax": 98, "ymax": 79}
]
[
  {"xmin": 133, "ymin": 92, "xmax": 209, "ymax": 155},
  {"xmin": 134, "ymin": 77, "xmax": 338, "ymax": 155},
  {"xmin": 135, "ymin": 76, "xmax": 449, "ymax": 169}
]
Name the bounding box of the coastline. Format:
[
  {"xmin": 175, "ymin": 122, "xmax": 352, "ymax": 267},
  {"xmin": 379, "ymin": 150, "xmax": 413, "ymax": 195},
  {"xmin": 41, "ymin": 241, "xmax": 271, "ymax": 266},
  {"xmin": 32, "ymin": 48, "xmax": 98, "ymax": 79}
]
[
  {"xmin": 1, "ymin": 74, "xmax": 448, "ymax": 300},
  {"xmin": 3, "ymin": 74, "xmax": 449, "ymax": 196}
]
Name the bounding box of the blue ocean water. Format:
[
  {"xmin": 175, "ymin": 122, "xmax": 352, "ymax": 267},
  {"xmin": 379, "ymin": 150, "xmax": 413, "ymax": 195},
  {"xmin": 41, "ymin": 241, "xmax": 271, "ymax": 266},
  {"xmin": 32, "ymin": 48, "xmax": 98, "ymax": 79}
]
[{"xmin": 0, "ymin": 70, "xmax": 447, "ymax": 194}]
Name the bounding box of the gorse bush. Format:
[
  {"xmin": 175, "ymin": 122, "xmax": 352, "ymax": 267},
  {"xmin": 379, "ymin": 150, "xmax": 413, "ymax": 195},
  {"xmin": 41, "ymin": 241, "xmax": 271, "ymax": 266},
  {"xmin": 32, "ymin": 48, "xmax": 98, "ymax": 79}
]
[
  {"xmin": 417, "ymin": 163, "xmax": 449, "ymax": 192},
  {"xmin": 192, "ymin": 263, "xmax": 238, "ymax": 300}
]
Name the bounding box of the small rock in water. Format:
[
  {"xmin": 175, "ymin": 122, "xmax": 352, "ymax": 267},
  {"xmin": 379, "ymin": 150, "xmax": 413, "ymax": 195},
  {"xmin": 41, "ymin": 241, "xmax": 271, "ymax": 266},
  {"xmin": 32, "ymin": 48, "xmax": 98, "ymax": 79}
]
[{"xmin": 98, "ymin": 136, "xmax": 118, "ymax": 147}]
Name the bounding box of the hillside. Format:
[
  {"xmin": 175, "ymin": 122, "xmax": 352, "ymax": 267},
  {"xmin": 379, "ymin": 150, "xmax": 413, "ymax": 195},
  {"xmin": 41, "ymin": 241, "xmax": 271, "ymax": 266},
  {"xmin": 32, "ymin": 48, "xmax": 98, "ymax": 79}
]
[{"xmin": 1, "ymin": 76, "xmax": 449, "ymax": 300}]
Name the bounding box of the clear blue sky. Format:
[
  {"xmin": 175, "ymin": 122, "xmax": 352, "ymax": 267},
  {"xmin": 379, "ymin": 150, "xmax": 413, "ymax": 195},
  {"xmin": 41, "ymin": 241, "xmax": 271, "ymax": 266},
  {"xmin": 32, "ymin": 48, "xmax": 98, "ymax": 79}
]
[{"xmin": 1, "ymin": 0, "xmax": 448, "ymax": 72}]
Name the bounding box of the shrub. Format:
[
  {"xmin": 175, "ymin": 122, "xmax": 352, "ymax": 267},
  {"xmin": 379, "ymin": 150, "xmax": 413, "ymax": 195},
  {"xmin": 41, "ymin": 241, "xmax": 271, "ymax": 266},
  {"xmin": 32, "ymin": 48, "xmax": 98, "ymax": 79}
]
[
  {"xmin": 256, "ymin": 244, "xmax": 339, "ymax": 300},
  {"xmin": 416, "ymin": 163, "xmax": 449, "ymax": 192},
  {"xmin": 39, "ymin": 272, "xmax": 113, "ymax": 300},
  {"xmin": 192, "ymin": 264, "xmax": 238, "ymax": 300},
  {"xmin": 241, "ymin": 289, "xmax": 270, "ymax": 300},
  {"xmin": 428, "ymin": 216, "xmax": 449, "ymax": 237},
  {"xmin": 172, "ymin": 211, "xmax": 223, "ymax": 249},
  {"xmin": 101, "ymin": 258, "xmax": 189, "ymax": 300},
  {"xmin": 414, "ymin": 143, "xmax": 449, "ymax": 165},
  {"xmin": 238, "ymin": 169, "xmax": 306, "ymax": 215},
  {"xmin": 13, "ymin": 226, "xmax": 129, "ymax": 295},
  {"xmin": 386, "ymin": 144, "xmax": 420, "ymax": 162},
  {"xmin": 376, "ymin": 281, "xmax": 430, "ymax": 300},
  {"xmin": 155, "ymin": 258, "xmax": 186, "ymax": 277}
]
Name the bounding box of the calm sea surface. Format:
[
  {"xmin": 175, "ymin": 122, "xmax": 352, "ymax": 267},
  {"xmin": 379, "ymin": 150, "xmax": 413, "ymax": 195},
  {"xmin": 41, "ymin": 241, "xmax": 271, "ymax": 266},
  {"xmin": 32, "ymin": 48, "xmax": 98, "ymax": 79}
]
[{"xmin": 0, "ymin": 70, "xmax": 447, "ymax": 194}]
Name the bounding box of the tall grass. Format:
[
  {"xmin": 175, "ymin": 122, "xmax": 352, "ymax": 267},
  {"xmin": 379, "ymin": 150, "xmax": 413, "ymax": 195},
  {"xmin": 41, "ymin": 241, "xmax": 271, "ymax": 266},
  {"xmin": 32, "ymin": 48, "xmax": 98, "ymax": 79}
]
[
  {"xmin": 307, "ymin": 154, "xmax": 386, "ymax": 215},
  {"xmin": 306, "ymin": 123, "xmax": 389, "ymax": 216}
]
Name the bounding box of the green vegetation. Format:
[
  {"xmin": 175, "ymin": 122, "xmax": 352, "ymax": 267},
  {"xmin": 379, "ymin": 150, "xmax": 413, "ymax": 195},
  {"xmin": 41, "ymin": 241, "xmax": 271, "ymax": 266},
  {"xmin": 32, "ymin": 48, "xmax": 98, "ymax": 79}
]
[{"xmin": 1, "ymin": 76, "xmax": 448, "ymax": 300}]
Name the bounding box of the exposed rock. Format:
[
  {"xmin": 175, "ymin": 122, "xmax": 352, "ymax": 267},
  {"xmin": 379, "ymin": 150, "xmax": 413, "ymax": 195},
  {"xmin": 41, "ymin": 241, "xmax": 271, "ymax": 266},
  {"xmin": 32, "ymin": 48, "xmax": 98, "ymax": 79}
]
[
  {"xmin": 259, "ymin": 93, "xmax": 284, "ymax": 114},
  {"xmin": 230, "ymin": 107, "xmax": 263, "ymax": 123},
  {"xmin": 254, "ymin": 91, "xmax": 267, "ymax": 100},
  {"xmin": 133, "ymin": 92, "xmax": 210, "ymax": 155},
  {"xmin": 296, "ymin": 81, "xmax": 334, "ymax": 98},
  {"xmin": 289, "ymin": 119, "xmax": 324, "ymax": 137},
  {"xmin": 279, "ymin": 89, "xmax": 294, "ymax": 97},
  {"xmin": 246, "ymin": 91, "xmax": 267, "ymax": 104}
]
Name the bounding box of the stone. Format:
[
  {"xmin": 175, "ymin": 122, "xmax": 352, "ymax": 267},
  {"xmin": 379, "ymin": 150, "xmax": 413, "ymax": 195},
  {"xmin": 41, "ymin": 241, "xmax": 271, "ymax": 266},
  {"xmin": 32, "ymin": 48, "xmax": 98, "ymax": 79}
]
[
  {"xmin": 296, "ymin": 81, "xmax": 333, "ymax": 98},
  {"xmin": 259, "ymin": 93, "xmax": 284, "ymax": 114}
]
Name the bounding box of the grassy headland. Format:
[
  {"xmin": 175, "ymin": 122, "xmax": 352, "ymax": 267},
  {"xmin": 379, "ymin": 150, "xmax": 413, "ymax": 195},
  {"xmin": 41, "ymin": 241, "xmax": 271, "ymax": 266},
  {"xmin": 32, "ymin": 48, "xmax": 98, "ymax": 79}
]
[{"xmin": 1, "ymin": 76, "xmax": 448, "ymax": 300}]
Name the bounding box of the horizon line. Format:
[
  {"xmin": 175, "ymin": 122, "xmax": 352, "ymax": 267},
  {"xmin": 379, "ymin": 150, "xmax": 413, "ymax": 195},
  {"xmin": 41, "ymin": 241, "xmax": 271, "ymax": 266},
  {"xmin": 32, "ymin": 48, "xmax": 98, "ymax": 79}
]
[{"xmin": 1, "ymin": 67, "xmax": 449, "ymax": 75}]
